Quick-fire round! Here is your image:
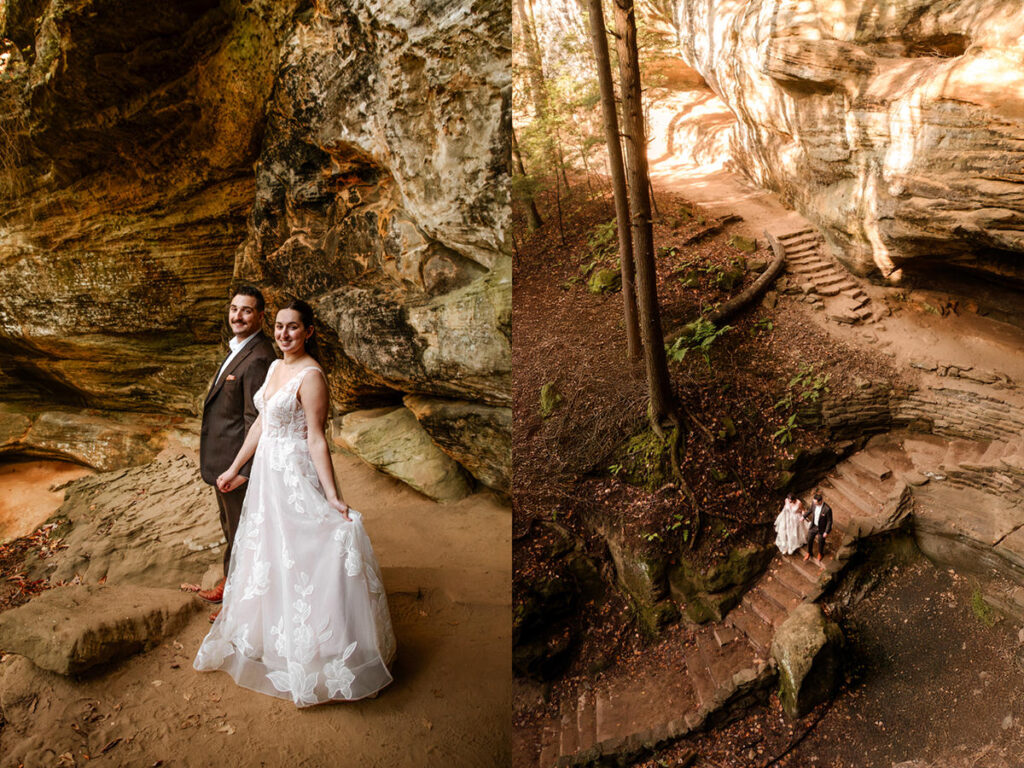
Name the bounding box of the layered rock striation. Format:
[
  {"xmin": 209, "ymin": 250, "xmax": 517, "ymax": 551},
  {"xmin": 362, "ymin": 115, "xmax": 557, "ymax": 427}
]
[
  {"xmin": 672, "ymin": 0, "xmax": 1024, "ymax": 293},
  {"xmin": 0, "ymin": 0, "xmax": 510, "ymax": 492}
]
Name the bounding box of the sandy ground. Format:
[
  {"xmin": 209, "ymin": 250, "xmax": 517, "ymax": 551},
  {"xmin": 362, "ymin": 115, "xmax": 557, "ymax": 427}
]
[
  {"xmin": 0, "ymin": 461, "xmax": 94, "ymax": 544},
  {"xmin": 0, "ymin": 451, "xmax": 511, "ymax": 767}
]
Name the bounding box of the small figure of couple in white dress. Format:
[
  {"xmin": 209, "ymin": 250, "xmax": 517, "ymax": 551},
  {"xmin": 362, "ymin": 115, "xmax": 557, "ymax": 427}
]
[
  {"xmin": 190, "ymin": 287, "xmax": 395, "ymax": 706},
  {"xmin": 774, "ymin": 490, "xmax": 833, "ymax": 563}
]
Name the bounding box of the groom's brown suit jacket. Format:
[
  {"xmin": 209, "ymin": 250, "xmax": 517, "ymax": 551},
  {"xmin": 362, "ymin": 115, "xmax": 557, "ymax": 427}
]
[{"xmin": 199, "ymin": 332, "xmax": 277, "ymax": 485}]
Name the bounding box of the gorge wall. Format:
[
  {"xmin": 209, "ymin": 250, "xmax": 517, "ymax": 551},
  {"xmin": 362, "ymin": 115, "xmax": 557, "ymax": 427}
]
[
  {"xmin": 0, "ymin": 0, "xmax": 511, "ymax": 493},
  {"xmin": 671, "ymin": 0, "xmax": 1024, "ymax": 305}
]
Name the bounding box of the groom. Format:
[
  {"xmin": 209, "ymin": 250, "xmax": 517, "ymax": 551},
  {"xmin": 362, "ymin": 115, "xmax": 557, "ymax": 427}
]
[
  {"xmin": 198, "ymin": 286, "xmax": 276, "ymax": 618},
  {"xmin": 803, "ymin": 490, "xmax": 833, "ymax": 563}
]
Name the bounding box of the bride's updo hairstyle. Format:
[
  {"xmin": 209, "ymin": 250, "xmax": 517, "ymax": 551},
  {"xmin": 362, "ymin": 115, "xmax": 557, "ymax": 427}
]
[{"xmin": 279, "ymin": 298, "xmax": 322, "ymax": 362}]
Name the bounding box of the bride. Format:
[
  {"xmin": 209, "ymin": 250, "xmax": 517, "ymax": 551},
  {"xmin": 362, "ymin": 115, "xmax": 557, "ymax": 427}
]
[
  {"xmin": 194, "ymin": 299, "xmax": 395, "ymax": 705},
  {"xmin": 774, "ymin": 493, "xmax": 809, "ymax": 556}
]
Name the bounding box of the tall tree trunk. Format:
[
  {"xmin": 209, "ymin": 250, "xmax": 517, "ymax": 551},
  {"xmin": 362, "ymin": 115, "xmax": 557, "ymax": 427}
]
[
  {"xmin": 511, "ymin": 124, "xmax": 543, "ymax": 231},
  {"xmin": 515, "ymin": 0, "xmax": 548, "ymax": 119},
  {"xmin": 585, "ymin": 0, "xmax": 640, "ymax": 360},
  {"xmin": 613, "ymin": 0, "xmax": 675, "ymax": 422}
]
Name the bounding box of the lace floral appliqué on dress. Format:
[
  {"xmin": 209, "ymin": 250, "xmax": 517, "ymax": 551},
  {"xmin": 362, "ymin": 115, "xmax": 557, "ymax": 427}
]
[{"xmin": 194, "ymin": 362, "xmax": 396, "ymax": 705}]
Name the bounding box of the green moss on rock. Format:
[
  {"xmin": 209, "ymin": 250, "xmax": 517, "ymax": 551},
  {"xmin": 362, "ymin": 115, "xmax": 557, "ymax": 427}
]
[
  {"xmin": 588, "ymin": 268, "xmax": 622, "ymax": 294},
  {"xmin": 539, "ymin": 382, "xmax": 563, "ymax": 419}
]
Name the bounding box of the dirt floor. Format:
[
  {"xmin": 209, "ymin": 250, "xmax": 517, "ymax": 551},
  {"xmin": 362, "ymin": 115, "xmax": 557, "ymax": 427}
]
[
  {"xmin": 0, "ymin": 450, "xmax": 511, "ymax": 768},
  {"xmin": 641, "ymin": 550, "xmax": 1024, "ymax": 768},
  {"xmin": 0, "ymin": 460, "xmax": 93, "ymax": 543}
]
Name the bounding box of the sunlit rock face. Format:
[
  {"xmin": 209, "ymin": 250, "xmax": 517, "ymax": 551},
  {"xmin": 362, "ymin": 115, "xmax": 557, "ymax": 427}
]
[
  {"xmin": 236, "ymin": 0, "xmax": 512, "ymax": 416},
  {"xmin": 0, "ymin": 0, "xmax": 510, "ymax": 490},
  {"xmin": 0, "ymin": 0, "xmax": 302, "ymax": 413},
  {"xmin": 673, "ymin": 0, "xmax": 1024, "ymax": 290}
]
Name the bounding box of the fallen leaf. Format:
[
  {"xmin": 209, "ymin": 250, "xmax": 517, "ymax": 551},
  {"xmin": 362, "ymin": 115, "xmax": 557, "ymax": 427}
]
[
  {"xmin": 151, "ymin": 680, "xmax": 164, "ymax": 687},
  {"xmin": 217, "ymin": 724, "xmax": 235, "ymax": 735},
  {"xmin": 100, "ymin": 739, "xmax": 121, "ymax": 754}
]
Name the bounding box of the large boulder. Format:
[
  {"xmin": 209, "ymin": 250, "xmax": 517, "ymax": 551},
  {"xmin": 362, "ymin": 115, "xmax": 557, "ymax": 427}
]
[
  {"xmin": 669, "ymin": 543, "xmax": 774, "ymax": 623},
  {"xmin": 403, "ymin": 394, "xmax": 511, "ymax": 494},
  {"xmin": 0, "ymin": 585, "xmax": 199, "ymax": 675},
  {"xmin": 334, "ymin": 407, "xmax": 472, "ymax": 502},
  {"xmin": 0, "ymin": 405, "xmax": 175, "ymax": 471},
  {"xmin": 673, "ymin": 0, "xmax": 1024, "ymax": 292},
  {"xmin": 771, "ymin": 603, "xmax": 845, "ymax": 719}
]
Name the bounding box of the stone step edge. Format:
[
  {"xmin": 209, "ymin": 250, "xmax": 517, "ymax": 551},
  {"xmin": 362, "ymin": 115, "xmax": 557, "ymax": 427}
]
[{"xmin": 558, "ymin": 663, "xmax": 774, "ymax": 768}]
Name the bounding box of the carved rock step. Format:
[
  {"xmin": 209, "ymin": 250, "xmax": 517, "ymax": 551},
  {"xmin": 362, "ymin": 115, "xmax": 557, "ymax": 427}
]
[
  {"xmin": 744, "ymin": 587, "xmax": 788, "ymax": 628},
  {"xmin": 772, "ymin": 557, "xmax": 819, "ymax": 598},
  {"xmin": 684, "ymin": 647, "xmax": 716, "ymax": 709},
  {"xmin": 816, "ymin": 279, "xmax": 858, "ymax": 297},
  {"xmin": 713, "ymin": 625, "xmax": 741, "ymax": 648},
  {"xmin": 823, "ymin": 473, "xmax": 884, "ymax": 517},
  {"xmin": 787, "ymin": 259, "xmax": 829, "ymax": 274},
  {"xmin": 780, "ymin": 234, "xmax": 821, "ymax": 249},
  {"xmin": 846, "ymin": 451, "xmax": 893, "ymax": 481},
  {"xmin": 726, "ymin": 602, "xmax": 773, "ymax": 655},
  {"xmin": 784, "ymin": 246, "xmax": 823, "ymax": 259},
  {"xmin": 759, "ymin": 572, "xmax": 803, "ymax": 612},
  {"xmin": 778, "ymin": 227, "xmax": 815, "ymax": 241}
]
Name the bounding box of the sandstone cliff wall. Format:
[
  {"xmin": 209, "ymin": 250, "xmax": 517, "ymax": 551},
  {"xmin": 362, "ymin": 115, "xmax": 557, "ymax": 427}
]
[
  {"xmin": 0, "ymin": 0, "xmax": 511, "ymax": 492},
  {"xmin": 672, "ymin": 0, "xmax": 1024, "ymax": 290}
]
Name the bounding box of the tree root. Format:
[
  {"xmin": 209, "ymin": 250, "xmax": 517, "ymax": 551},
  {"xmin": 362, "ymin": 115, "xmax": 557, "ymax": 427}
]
[
  {"xmin": 664, "ymin": 409, "xmax": 702, "ymax": 549},
  {"xmin": 665, "ymin": 227, "xmax": 787, "ymax": 345}
]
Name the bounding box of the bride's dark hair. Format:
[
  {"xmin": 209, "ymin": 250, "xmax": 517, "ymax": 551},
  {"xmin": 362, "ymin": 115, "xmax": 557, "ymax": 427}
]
[{"xmin": 279, "ymin": 298, "xmax": 322, "ymax": 362}]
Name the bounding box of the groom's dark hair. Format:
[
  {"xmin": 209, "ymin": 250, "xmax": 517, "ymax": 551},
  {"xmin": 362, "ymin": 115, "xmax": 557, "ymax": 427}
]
[{"xmin": 232, "ymin": 284, "xmax": 265, "ymax": 313}]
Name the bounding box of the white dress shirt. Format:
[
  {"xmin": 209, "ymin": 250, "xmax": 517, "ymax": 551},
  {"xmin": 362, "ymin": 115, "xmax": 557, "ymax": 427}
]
[
  {"xmin": 215, "ymin": 332, "xmax": 258, "ymax": 384},
  {"xmin": 812, "ymin": 503, "xmax": 822, "ymax": 527}
]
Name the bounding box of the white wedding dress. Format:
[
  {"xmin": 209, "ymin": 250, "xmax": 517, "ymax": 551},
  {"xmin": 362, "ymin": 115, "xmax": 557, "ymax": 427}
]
[
  {"xmin": 194, "ymin": 362, "xmax": 395, "ymax": 705},
  {"xmin": 774, "ymin": 499, "xmax": 809, "ymax": 555}
]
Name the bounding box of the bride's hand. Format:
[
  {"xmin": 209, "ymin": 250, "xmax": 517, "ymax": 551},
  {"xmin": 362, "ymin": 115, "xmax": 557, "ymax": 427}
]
[
  {"xmin": 217, "ymin": 471, "xmax": 246, "ymax": 492},
  {"xmin": 329, "ymin": 498, "xmax": 351, "ymax": 521}
]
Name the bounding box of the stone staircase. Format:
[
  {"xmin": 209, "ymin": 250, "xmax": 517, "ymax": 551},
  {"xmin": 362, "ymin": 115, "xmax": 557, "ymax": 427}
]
[
  {"xmin": 777, "ymin": 228, "xmax": 883, "ymax": 325},
  {"xmin": 534, "ymin": 447, "xmax": 910, "ymax": 767}
]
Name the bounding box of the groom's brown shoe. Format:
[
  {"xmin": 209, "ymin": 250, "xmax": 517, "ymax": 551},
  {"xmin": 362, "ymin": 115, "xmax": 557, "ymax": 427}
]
[{"xmin": 198, "ymin": 578, "xmax": 225, "ymax": 604}]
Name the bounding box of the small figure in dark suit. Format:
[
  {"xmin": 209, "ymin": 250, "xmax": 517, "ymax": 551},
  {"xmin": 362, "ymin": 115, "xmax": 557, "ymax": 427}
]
[
  {"xmin": 803, "ymin": 490, "xmax": 833, "ymax": 563},
  {"xmin": 197, "ymin": 286, "xmax": 277, "ymax": 617}
]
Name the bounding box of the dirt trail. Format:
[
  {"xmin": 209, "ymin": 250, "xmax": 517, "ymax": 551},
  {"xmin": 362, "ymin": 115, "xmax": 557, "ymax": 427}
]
[{"xmin": 0, "ymin": 451, "xmax": 511, "ymax": 768}]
